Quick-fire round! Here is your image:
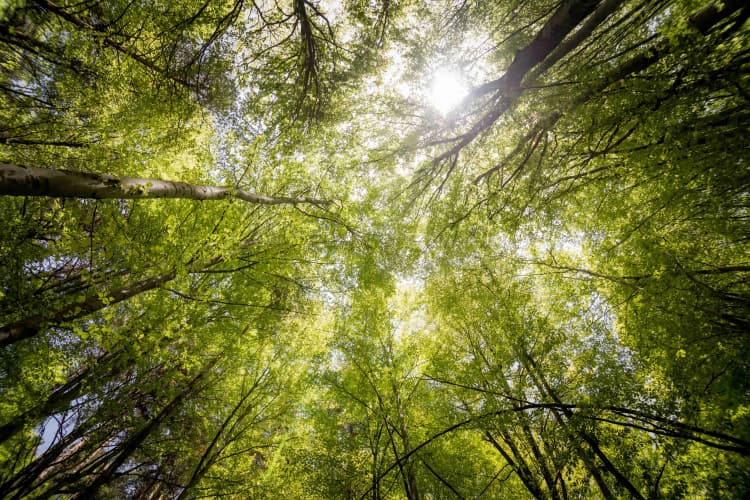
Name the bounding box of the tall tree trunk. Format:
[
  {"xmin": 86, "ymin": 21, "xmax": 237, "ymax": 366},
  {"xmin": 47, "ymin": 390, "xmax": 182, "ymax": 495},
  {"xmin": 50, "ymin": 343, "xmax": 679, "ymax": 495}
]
[
  {"xmin": 485, "ymin": 430, "xmax": 546, "ymax": 498},
  {"xmin": 0, "ymin": 270, "xmax": 177, "ymax": 347},
  {"xmin": 0, "ymin": 164, "xmax": 331, "ymax": 206},
  {"xmin": 527, "ymin": 0, "xmax": 626, "ymax": 82},
  {"xmin": 0, "ymin": 364, "xmax": 91, "ymax": 445},
  {"xmin": 0, "ymin": 238, "xmax": 260, "ymax": 347},
  {"xmin": 70, "ymin": 356, "xmax": 220, "ymax": 498},
  {"xmin": 521, "ymin": 350, "xmax": 645, "ymax": 500},
  {"xmin": 435, "ymin": 0, "xmax": 601, "ymax": 164},
  {"xmin": 446, "ymin": 0, "xmax": 744, "ymax": 168},
  {"xmin": 1, "ymin": 410, "xmax": 100, "ymax": 498},
  {"xmin": 2, "ymin": 359, "xmax": 182, "ymax": 498},
  {"xmin": 474, "ymin": 0, "xmax": 745, "ymax": 184},
  {"xmin": 471, "ymin": 336, "xmax": 562, "ymax": 499},
  {"xmin": 468, "ymin": 0, "xmax": 601, "ymax": 100},
  {"xmin": 177, "ymin": 374, "xmax": 262, "ymax": 498}
]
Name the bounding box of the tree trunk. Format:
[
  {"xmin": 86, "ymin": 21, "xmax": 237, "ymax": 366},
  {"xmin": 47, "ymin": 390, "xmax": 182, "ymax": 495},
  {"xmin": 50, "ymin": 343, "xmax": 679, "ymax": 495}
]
[
  {"xmin": 485, "ymin": 430, "xmax": 545, "ymax": 498},
  {"xmin": 0, "ymin": 164, "xmax": 331, "ymax": 206},
  {"xmin": 177, "ymin": 371, "xmax": 264, "ymax": 498},
  {"xmin": 435, "ymin": 0, "xmax": 601, "ymax": 164},
  {"xmin": 0, "ymin": 364, "xmax": 90, "ymax": 445},
  {"xmin": 0, "ymin": 239, "xmax": 258, "ymax": 347},
  {"xmin": 448, "ymin": 0, "xmax": 744, "ymax": 169},
  {"xmin": 0, "ymin": 270, "xmax": 177, "ymax": 347},
  {"xmin": 70, "ymin": 357, "xmax": 219, "ymax": 498},
  {"xmin": 474, "ymin": 0, "xmax": 745, "ymax": 184},
  {"xmin": 527, "ymin": 0, "xmax": 626, "ymax": 82},
  {"xmin": 521, "ymin": 350, "xmax": 645, "ymax": 500}
]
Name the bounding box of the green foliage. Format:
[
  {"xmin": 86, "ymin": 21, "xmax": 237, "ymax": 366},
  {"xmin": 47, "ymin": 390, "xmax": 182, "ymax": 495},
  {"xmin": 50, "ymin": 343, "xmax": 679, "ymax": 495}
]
[{"xmin": 1, "ymin": 0, "xmax": 749, "ymax": 498}]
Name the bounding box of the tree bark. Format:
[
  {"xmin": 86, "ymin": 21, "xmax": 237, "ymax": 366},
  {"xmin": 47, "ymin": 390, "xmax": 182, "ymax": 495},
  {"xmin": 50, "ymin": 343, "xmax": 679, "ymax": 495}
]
[
  {"xmin": 0, "ymin": 270, "xmax": 177, "ymax": 347},
  {"xmin": 0, "ymin": 164, "xmax": 331, "ymax": 206},
  {"xmin": 70, "ymin": 357, "xmax": 219, "ymax": 498},
  {"xmin": 485, "ymin": 430, "xmax": 545, "ymax": 498},
  {"xmin": 521, "ymin": 350, "xmax": 645, "ymax": 500},
  {"xmin": 445, "ymin": 0, "xmax": 744, "ymax": 169},
  {"xmin": 0, "ymin": 364, "xmax": 90, "ymax": 445},
  {"xmin": 177, "ymin": 369, "xmax": 267, "ymax": 498},
  {"xmin": 467, "ymin": 0, "xmax": 601, "ymax": 101},
  {"xmin": 0, "ymin": 236, "xmax": 260, "ymax": 347},
  {"xmin": 526, "ymin": 0, "xmax": 625, "ymax": 82},
  {"xmin": 474, "ymin": 0, "xmax": 745, "ymax": 184}
]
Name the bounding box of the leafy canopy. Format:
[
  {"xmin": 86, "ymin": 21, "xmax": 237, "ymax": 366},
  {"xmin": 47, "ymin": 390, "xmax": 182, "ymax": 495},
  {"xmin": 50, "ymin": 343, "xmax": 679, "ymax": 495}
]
[{"xmin": 0, "ymin": 0, "xmax": 749, "ymax": 498}]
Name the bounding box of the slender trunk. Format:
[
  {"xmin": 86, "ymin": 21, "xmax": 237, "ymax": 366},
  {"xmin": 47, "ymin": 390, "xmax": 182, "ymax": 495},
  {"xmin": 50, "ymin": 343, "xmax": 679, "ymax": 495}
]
[
  {"xmin": 495, "ymin": 372, "xmax": 560, "ymax": 499},
  {"xmin": 3, "ymin": 359, "xmax": 180, "ymax": 498},
  {"xmin": 468, "ymin": 329, "xmax": 561, "ymax": 498},
  {"xmin": 485, "ymin": 430, "xmax": 545, "ymax": 498},
  {"xmin": 0, "ymin": 240, "xmax": 256, "ymax": 347},
  {"xmin": 390, "ymin": 376, "xmax": 419, "ymax": 500},
  {"xmin": 1, "ymin": 411, "xmax": 98, "ymax": 497},
  {"xmin": 0, "ymin": 364, "xmax": 90, "ymax": 445},
  {"xmin": 30, "ymin": 0, "xmax": 195, "ymax": 90},
  {"xmin": 399, "ymin": 421, "xmax": 419, "ymax": 500},
  {"xmin": 0, "ymin": 164, "xmax": 331, "ymax": 206},
  {"xmin": 177, "ymin": 370, "xmax": 266, "ymax": 498},
  {"xmin": 383, "ymin": 420, "xmax": 413, "ymax": 500},
  {"xmin": 0, "ymin": 270, "xmax": 177, "ymax": 347},
  {"xmin": 521, "ymin": 350, "xmax": 645, "ymax": 500},
  {"xmin": 0, "ymin": 348, "xmax": 130, "ymax": 446},
  {"xmin": 71, "ymin": 357, "xmax": 219, "ymax": 498}
]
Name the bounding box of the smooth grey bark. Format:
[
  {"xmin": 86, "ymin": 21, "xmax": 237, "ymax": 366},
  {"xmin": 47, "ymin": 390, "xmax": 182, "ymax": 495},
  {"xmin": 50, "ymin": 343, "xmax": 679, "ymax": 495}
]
[{"xmin": 0, "ymin": 164, "xmax": 331, "ymax": 206}]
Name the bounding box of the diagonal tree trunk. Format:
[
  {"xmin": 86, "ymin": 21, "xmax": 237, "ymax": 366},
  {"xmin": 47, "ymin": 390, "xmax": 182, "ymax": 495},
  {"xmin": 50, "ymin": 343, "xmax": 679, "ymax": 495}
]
[
  {"xmin": 0, "ymin": 164, "xmax": 331, "ymax": 206},
  {"xmin": 467, "ymin": 331, "xmax": 563, "ymax": 499},
  {"xmin": 434, "ymin": 0, "xmax": 600, "ymax": 164},
  {"xmin": 0, "ymin": 364, "xmax": 91, "ymax": 446},
  {"xmin": 69, "ymin": 357, "xmax": 220, "ymax": 498},
  {"xmin": 520, "ymin": 349, "xmax": 645, "ymax": 500},
  {"xmin": 474, "ymin": 0, "xmax": 746, "ymax": 184},
  {"xmin": 0, "ymin": 270, "xmax": 177, "ymax": 347},
  {"xmin": 441, "ymin": 0, "xmax": 744, "ymax": 168},
  {"xmin": 0, "ymin": 239, "xmax": 252, "ymax": 347},
  {"xmin": 484, "ymin": 430, "xmax": 545, "ymax": 499},
  {"xmin": 177, "ymin": 368, "xmax": 269, "ymax": 498}
]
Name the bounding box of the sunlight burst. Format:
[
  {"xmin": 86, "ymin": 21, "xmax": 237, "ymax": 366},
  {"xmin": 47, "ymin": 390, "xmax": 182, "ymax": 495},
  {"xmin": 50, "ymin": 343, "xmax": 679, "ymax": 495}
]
[{"xmin": 428, "ymin": 69, "xmax": 467, "ymax": 115}]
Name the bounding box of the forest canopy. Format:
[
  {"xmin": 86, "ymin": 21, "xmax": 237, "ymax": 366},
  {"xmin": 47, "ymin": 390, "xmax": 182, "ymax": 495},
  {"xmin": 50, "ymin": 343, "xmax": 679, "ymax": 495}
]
[{"xmin": 0, "ymin": 0, "xmax": 749, "ymax": 498}]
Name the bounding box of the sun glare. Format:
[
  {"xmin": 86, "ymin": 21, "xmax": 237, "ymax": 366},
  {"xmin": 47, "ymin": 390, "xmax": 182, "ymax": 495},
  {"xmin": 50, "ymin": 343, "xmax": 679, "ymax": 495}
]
[{"xmin": 428, "ymin": 69, "xmax": 467, "ymax": 115}]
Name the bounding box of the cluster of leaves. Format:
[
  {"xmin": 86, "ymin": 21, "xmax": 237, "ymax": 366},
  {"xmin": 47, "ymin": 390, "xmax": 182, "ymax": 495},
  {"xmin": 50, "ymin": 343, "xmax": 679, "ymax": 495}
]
[{"xmin": 1, "ymin": 0, "xmax": 749, "ymax": 498}]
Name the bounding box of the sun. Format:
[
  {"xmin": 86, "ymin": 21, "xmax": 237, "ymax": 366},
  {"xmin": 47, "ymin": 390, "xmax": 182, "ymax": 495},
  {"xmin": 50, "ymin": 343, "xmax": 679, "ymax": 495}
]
[{"xmin": 428, "ymin": 68, "xmax": 467, "ymax": 115}]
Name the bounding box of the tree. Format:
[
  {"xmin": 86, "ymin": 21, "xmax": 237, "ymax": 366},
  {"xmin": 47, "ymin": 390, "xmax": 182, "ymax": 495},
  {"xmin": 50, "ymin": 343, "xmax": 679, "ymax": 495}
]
[
  {"xmin": 1, "ymin": 0, "xmax": 749, "ymax": 497},
  {"xmin": 0, "ymin": 164, "xmax": 331, "ymax": 205}
]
